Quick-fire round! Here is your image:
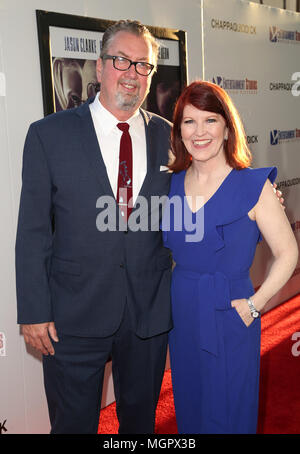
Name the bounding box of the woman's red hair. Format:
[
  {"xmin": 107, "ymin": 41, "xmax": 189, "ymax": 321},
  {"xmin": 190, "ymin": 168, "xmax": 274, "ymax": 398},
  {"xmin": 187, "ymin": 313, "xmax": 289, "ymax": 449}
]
[{"xmin": 169, "ymin": 80, "xmax": 252, "ymax": 172}]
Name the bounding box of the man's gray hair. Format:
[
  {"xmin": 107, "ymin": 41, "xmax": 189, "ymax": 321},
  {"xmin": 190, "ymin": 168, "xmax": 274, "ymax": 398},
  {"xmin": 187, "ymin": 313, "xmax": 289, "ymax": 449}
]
[{"xmin": 100, "ymin": 20, "xmax": 159, "ymax": 67}]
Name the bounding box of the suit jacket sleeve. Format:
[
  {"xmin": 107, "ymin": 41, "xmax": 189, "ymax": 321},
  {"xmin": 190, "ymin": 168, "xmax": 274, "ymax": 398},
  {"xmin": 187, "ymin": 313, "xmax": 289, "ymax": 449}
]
[{"xmin": 15, "ymin": 123, "xmax": 54, "ymax": 324}]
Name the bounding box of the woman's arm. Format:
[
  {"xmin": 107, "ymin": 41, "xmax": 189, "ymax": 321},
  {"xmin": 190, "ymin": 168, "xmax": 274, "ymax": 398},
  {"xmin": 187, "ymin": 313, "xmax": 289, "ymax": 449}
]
[
  {"xmin": 232, "ymin": 179, "xmax": 298, "ymax": 326},
  {"xmin": 251, "ymin": 179, "xmax": 298, "ymax": 311}
]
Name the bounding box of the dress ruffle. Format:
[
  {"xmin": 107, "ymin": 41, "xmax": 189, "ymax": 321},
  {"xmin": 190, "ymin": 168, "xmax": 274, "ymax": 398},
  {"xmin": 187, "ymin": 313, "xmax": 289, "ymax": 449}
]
[
  {"xmin": 211, "ymin": 167, "xmax": 277, "ymax": 249},
  {"xmin": 212, "ymin": 167, "xmax": 277, "ymax": 225},
  {"xmin": 162, "ymin": 167, "xmax": 277, "ymax": 250}
]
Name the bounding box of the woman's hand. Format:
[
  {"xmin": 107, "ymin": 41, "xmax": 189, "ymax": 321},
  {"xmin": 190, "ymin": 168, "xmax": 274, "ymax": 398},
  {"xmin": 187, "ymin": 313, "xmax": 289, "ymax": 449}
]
[{"xmin": 231, "ymin": 299, "xmax": 253, "ymax": 327}]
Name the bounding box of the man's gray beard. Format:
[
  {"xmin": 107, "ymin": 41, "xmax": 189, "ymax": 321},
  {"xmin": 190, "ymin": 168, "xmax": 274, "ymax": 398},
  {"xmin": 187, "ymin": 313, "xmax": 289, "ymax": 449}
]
[{"xmin": 115, "ymin": 92, "xmax": 140, "ymax": 111}]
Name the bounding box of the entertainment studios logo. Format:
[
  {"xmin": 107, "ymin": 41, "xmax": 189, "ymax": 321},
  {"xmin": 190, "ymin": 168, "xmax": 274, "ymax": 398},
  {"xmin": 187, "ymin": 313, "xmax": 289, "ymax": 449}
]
[
  {"xmin": 270, "ymin": 128, "xmax": 300, "ymax": 146},
  {"xmin": 211, "ymin": 76, "xmax": 257, "ymax": 93},
  {"xmin": 269, "ymin": 26, "xmax": 300, "ymax": 44}
]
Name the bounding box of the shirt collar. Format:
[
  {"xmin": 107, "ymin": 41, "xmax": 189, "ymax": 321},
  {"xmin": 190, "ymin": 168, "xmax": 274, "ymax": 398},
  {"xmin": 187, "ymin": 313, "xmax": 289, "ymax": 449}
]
[{"xmin": 90, "ymin": 93, "xmax": 141, "ymax": 135}]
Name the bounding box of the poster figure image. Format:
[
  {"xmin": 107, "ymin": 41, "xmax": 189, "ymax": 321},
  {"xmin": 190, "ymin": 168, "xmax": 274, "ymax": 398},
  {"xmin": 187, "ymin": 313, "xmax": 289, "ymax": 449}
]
[
  {"xmin": 145, "ymin": 65, "xmax": 181, "ymax": 121},
  {"xmin": 52, "ymin": 58, "xmax": 99, "ymax": 110}
]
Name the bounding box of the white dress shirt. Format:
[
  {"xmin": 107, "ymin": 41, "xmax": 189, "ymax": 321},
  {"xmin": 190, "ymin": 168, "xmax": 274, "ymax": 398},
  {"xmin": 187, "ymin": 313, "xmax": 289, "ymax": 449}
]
[{"xmin": 89, "ymin": 94, "xmax": 147, "ymax": 205}]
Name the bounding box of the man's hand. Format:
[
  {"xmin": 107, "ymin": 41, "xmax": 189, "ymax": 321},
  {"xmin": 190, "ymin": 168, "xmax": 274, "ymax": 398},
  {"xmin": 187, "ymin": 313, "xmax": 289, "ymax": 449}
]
[
  {"xmin": 22, "ymin": 322, "xmax": 59, "ymax": 356},
  {"xmin": 273, "ymin": 183, "xmax": 285, "ymax": 209}
]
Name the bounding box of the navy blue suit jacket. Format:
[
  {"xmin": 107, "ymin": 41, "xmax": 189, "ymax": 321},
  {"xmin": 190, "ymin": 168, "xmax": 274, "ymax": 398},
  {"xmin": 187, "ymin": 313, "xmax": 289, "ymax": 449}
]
[{"xmin": 16, "ymin": 98, "xmax": 173, "ymax": 339}]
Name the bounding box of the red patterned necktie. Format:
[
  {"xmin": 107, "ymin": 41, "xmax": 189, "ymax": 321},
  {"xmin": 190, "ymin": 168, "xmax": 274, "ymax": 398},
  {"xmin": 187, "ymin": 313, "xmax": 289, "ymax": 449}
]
[{"xmin": 116, "ymin": 122, "xmax": 133, "ymax": 221}]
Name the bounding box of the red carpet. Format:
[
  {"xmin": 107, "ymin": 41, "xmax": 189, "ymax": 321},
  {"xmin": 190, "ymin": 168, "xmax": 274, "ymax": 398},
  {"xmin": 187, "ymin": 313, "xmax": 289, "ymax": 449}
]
[{"xmin": 98, "ymin": 294, "xmax": 300, "ymax": 434}]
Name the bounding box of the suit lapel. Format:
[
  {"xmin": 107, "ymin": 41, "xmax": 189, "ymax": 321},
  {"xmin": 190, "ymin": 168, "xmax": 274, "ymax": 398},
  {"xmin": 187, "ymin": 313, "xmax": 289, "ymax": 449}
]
[
  {"xmin": 136, "ymin": 108, "xmax": 158, "ymax": 202},
  {"xmin": 75, "ymin": 98, "xmax": 114, "ymax": 198}
]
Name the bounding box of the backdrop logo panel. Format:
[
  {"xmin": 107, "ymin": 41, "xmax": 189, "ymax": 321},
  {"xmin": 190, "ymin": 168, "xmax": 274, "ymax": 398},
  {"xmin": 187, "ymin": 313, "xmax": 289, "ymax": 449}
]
[
  {"xmin": 269, "ymin": 26, "xmax": 300, "ymax": 44},
  {"xmin": 270, "ymin": 128, "xmax": 300, "ymax": 146},
  {"xmin": 247, "ymin": 135, "xmax": 259, "ymax": 144},
  {"xmin": 211, "ymin": 76, "xmax": 257, "ymax": 93},
  {"xmin": 269, "ymin": 81, "xmax": 293, "ymax": 92},
  {"xmin": 211, "ymin": 18, "xmax": 256, "ymax": 35},
  {"xmin": 277, "ymin": 177, "xmax": 300, "ymax": 191}
]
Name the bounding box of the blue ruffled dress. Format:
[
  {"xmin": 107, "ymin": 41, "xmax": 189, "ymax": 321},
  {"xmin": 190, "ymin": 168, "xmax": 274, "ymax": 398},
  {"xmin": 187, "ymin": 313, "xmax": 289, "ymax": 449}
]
[{"xmin": 162, "ymin": 166, "xmax": 277, "ymax": 434}]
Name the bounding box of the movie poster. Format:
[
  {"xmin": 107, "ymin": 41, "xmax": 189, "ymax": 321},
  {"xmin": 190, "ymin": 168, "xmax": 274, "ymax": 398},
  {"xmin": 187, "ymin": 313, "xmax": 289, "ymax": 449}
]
[{"xmin": 36, "ymin": 10, "xmax": 186, "ymax": 122}]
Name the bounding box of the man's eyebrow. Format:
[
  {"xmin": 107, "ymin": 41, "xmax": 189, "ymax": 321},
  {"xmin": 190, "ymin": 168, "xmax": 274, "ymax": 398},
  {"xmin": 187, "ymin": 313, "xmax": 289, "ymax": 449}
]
[{"xmin": 117, "ymin": 50, "xmax": 148, "ymax": 61}]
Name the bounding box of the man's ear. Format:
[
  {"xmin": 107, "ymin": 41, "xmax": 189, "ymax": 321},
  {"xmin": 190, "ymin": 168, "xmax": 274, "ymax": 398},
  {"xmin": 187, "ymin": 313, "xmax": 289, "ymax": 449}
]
[{"xmin": 96, "ymin": 57, "xmax": 102, "ymax": 83}]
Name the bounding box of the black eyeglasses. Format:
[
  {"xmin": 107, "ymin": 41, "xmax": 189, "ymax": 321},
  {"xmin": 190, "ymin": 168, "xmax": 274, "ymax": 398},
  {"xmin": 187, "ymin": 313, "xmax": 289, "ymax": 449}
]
[{"xmin": 101, "ymin": 54, "xmax": 155, "ymax": 76}]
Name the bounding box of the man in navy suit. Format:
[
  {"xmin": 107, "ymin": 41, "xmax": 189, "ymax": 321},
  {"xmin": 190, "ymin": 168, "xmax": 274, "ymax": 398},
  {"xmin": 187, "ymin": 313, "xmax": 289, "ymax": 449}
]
[{"xmin": 15, "ymin": 20, "xmax": 173, "ymax": 434}]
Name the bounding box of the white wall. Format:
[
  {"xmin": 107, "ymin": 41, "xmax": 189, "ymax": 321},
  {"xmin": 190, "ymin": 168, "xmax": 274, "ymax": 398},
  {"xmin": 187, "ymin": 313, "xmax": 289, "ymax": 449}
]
[{"xmin": 0, "ymin": 0, "xmax": 203, "ymax": 434}]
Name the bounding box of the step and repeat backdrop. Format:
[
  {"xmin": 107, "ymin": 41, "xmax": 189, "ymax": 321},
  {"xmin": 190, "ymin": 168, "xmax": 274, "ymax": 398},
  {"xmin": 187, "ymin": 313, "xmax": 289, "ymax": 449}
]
[{"xmin": 202, "ymin": 0, "xmax": 300, "ymax": 311}]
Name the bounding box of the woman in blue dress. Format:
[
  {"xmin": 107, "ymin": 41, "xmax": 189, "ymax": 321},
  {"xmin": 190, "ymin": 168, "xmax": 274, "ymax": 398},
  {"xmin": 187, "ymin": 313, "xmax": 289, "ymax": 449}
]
[{"xmin": 162, "ymin": 81, "xmax": 298, "ymax": 434}]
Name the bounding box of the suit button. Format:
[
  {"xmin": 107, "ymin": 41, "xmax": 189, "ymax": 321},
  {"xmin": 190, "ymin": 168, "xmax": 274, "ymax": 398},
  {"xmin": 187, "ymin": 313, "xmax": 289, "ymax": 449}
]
[{"xmin": 120, "ymin": 263, "xmax": 125, "ymax": 268}]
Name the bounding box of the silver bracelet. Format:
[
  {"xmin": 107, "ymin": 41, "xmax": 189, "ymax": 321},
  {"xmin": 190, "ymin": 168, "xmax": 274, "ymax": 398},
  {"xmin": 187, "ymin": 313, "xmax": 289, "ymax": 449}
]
[{"xmin": 247, "ymin": 297, "xmax": 260, "ymax": 319}]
